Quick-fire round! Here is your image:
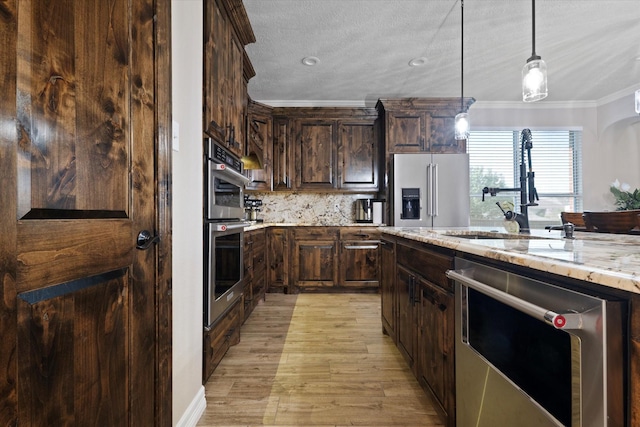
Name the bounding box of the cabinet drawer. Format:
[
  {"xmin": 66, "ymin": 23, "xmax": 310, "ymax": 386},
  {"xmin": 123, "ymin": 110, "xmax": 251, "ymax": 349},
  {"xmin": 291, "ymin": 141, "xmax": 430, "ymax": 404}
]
[
  {"xmin": 340, "ymin": 227, "xmax": 381, "ymax": 241},
  {"xmin": 397, "ymin": 243, "xmax": 453, "ymax": 292},
  {"xmin": 293, "ymin": 227, "xmax": 339, "ymax": 240},
  {"xmin": 203, "ymin": 299, "xmax": 242, "ymax": 382}
]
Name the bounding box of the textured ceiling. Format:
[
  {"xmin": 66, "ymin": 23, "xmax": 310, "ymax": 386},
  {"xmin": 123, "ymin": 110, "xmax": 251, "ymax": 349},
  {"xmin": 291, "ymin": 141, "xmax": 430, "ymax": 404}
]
[{"xmin": 242, "ymin": 0, "xmax": 640, "ymax": 106}]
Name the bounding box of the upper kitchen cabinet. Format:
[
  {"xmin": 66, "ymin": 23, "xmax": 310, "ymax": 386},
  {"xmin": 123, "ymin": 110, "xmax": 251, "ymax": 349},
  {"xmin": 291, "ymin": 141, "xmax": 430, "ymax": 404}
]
[
  {"xmin": 377, "ymin": 98, "xmax": 475, "ymax": 154},
  {"xmin": 204, "ymin": 0, "xmax": 255, "ymax": 158},
  {"xmin": 273, "ymin": 107, "xmax": 379, "ymax": 192},
  {"xmin": 245, "ymin": 100, "xmax": 273, "ymax": 191}
]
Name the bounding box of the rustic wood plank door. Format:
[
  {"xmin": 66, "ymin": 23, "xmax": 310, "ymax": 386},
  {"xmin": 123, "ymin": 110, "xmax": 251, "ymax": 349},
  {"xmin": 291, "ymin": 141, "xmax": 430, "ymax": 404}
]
[{"xmin": 0, "ymin": 1, "xmax": 172, "ymax": 425}]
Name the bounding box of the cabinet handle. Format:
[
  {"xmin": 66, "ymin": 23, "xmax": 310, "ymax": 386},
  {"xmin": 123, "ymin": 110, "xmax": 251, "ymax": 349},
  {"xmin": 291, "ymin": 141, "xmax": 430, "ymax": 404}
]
[{"xmin": 344, "ymin": 245, "xmax": 378, "ymax": 250}]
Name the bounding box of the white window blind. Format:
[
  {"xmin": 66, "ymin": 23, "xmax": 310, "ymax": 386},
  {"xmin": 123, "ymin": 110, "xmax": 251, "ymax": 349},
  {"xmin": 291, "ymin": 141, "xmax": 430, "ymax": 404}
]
[{"xmin": 468, "ymin": 130, "xmax": 582, "ymax": 227}]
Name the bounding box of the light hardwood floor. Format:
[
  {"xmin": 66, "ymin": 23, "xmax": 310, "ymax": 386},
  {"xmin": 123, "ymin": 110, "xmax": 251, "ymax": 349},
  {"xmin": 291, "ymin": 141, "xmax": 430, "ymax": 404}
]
[{"xmin": 197, "ymin": 293, "xmax": 443, "ymax": 426}]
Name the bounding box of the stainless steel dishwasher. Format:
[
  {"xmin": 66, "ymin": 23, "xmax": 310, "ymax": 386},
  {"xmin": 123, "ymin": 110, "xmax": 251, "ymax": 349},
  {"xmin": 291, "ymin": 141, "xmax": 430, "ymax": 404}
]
[{"xmin": 447, "ymin": 258, "xmax": 626, "ymax": 427}]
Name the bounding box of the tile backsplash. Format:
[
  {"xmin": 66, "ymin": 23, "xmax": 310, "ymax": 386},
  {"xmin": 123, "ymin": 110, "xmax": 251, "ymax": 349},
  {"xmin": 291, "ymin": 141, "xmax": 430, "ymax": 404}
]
[{"xmin": 249, "ymin": 192, "xmax": 379, "ymax": 225}]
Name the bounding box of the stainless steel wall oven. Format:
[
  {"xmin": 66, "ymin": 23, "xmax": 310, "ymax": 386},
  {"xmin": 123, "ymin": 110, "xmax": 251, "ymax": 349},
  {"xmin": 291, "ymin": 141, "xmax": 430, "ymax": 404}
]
[
  {"xmin": 447, "ymin": 258, "xmax": 626, "ymax": 427},
  {"xmin": 203, "ymin": 138, "xmax": 250, "ymax": 329}
]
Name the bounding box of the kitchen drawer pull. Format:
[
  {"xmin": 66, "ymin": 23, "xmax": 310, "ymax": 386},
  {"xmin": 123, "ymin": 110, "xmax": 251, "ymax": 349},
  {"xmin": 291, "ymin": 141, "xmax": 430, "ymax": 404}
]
[{"xmin": 344, "ymin": 245, "xmax": 379, "ymax": 250}]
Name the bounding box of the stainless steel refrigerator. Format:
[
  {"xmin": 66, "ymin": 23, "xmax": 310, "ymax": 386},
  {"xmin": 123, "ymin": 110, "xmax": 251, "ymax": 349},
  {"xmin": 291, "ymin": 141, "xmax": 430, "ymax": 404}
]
[{"xmin": 392, "ymin": 153, "xmax": 470, "ymax": 227}]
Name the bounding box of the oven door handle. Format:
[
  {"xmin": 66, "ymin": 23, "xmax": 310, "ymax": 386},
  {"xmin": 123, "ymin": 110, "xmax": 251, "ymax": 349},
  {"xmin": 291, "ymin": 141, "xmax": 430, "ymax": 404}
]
[
  {"xmin": 446, "ymin": 269, "xmax": 583, "ymax": 330},
  {"xmin": 210, "ymin": 162, "xmax": 251, "ymax": 187},
  {"xmin": 210, "ymin": 221, "xmax": 252, "ymax": 232}
]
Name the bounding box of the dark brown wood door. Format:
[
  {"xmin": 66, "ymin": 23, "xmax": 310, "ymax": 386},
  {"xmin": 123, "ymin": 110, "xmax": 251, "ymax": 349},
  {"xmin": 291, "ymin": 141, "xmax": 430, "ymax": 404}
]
[
  {"xmin": 0, "ymin": 1, "xmax": 172, "ymax": 425},
  {"xmin": 337, "ymin": 120, "xmax": 378, "ymax": 190},
  {"xmin": 295, "ymin": 120, "xmax": 336, "ymax": 190},
  {"xmin": 380, "ymin": 238, "xmax": 396, "ymax": 341},
  {"xmin": 396, "ymin": 266, "xmax": 416, "ymax": 370},
  {"xmin": 386, "ymin": 110, "xmax": 426, "ymax": 153}
]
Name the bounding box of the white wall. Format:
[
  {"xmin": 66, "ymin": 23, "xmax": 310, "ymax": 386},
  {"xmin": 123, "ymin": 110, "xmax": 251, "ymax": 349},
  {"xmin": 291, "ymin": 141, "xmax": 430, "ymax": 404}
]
[{"xmin": 171, "ymin": 1, "xmax": 205, "ymax": 426}]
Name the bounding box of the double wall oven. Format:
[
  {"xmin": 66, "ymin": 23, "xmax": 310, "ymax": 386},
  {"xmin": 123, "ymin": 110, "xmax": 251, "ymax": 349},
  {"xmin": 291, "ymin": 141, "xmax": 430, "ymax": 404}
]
[
  {"xmin": 204, "ymin": 138, "xmax": 250, "ymax": 329},
  {"xmin": 448, "ymin": 258, "xmax": 627, "ymax": 427}
]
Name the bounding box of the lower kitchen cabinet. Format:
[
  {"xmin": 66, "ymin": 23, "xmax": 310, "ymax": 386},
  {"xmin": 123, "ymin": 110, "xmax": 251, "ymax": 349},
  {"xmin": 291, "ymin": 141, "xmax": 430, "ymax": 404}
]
[
  {"xmin": 339, "ymin": 228, "xmax": 381, "ymax": 290},
  {"xmin": 266, "ymin": 227, "xmax": 289, "ymax": 293},
  {"xmin": 203, "ymin": 298, "xmax": 242, "ymax": 383},
  {"xmin": 380, "ymin": 237, "xmax": 396, "ymax": 341},
  {"xmin": 392, "ymin": 236, "xmax": 456, "ymax": 427},
  {"xmin": 243, "ymin": 228, "xmax": 266, "ymax": 321},
  {"xmin": 291, "ymin": 227, "xmax": 339, "ymax": 292}
]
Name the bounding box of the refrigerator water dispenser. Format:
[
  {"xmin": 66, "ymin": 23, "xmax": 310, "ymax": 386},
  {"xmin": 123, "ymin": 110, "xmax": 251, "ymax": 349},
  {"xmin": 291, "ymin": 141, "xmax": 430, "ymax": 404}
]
[{"xmin": 401, "ymin": 188, "xmax": 421, "ymax": 219}]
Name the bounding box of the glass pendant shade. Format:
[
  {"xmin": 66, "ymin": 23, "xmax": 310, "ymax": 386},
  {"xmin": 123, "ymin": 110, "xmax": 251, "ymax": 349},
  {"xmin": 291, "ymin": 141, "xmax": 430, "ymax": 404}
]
[
  {"xmin": 522, "ymin": 58, "xmax": 548, "ymax": 102},
  {"xmin": 454, "ymin": 112, "xmax": 469, "ymax": 140},
  {"xmin": 635, "ymin": 89, "xmax": 640, "ymax": 114}
]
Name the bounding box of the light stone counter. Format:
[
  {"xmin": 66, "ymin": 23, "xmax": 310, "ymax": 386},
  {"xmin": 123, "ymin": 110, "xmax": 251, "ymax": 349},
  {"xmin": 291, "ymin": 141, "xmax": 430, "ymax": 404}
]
[
  {"xmin": 382, "ymin": 226, "xmax": 640, "ymax": 295},
  {"xmin": 243, "ymin": 222, "xmax": 384, "ymax": 231}
]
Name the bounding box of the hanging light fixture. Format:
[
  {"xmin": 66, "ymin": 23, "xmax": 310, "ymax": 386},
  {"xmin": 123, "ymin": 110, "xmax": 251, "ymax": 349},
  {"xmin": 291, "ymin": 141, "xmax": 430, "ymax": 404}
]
[
  {"xmin": 635, "ymin": 89, "xmax": 640, "ymax": 114},
  {"xmin": 522, "ymin": 0, "xmax": 548, "ymax": 102},
  {"xmin": 454, "ymin": 0, "xmax": 469, "ymax": 140}
]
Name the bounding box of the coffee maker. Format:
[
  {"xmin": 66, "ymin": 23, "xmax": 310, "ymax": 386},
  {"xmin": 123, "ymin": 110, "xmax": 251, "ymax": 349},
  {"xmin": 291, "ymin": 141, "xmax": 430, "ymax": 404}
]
[
  {"xmin": 244, "ymin": 196, "xmax": 263, "ymax": 222},
  {"xmin": 354, "ymin": 198, "xmax": 373, "ymax": 223}
]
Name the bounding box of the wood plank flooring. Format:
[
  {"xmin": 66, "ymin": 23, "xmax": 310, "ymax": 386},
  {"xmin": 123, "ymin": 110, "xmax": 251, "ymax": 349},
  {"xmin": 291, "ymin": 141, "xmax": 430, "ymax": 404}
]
[{"xmin": 197, "ymin": 293, "xmax": 443, "ymax": 426}]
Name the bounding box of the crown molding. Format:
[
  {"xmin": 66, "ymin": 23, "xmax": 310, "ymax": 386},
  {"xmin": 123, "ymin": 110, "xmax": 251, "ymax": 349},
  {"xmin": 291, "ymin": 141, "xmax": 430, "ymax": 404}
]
[
  {"xmin": 471, "ymin": 100, "xmax": 597, "ymax": 110},
  {"xmin": 253, "ymin": 100, "xmax": 368, "ymax": 108},
  {"xmin": 596, "ymin": 84, "xmax": 640, "ymax": 107}
]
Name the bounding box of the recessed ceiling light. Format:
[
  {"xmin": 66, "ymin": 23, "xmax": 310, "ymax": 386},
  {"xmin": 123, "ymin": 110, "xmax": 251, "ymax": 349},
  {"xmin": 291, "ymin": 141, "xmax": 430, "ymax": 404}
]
[
  {"xmin": 409, "ymin": 57, "xmax": 428, "ymax": 67},
  {"xmin": 301, "ymin": 56, "xmax": 320, "ymax": 66}
]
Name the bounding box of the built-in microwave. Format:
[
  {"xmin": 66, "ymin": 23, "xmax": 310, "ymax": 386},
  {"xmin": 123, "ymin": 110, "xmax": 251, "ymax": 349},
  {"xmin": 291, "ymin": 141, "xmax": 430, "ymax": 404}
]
[{"xmin": 204, "ymin": 138, "xmax": 250, "ymax": 221}]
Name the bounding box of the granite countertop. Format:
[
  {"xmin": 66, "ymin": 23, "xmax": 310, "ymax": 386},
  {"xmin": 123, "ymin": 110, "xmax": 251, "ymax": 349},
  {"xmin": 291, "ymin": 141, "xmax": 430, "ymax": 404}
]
[
  {"xmin": 244, "ymin": 222, "xmax": 385, "ymax": 231},
  {"xmin": 382, "ymin": 226, "xmax": 640, "ymax": 295}
]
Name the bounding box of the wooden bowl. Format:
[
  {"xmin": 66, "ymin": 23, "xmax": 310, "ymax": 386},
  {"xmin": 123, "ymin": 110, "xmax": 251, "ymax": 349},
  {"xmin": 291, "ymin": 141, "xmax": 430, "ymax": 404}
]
[
  {"xmin": 582, "ymin": 210, "xmax": 640, "ymax": 234},
  {"xmin": 560, "ymin": 212, "xmax": 587, "ymax": 229}
]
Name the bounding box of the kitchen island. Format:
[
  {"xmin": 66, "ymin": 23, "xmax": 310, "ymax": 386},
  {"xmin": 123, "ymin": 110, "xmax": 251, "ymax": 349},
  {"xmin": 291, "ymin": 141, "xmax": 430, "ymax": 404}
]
[{"xmin": 381, "ymin": 226, "xmax": 639, "ymax": 427}]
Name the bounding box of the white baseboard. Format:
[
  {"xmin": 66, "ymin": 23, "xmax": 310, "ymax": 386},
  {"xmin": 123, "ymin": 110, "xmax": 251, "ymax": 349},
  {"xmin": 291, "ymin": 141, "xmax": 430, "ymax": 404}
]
[{"xmin": 175, "ymin": 385, "xmax": 206, "ymax": 427}]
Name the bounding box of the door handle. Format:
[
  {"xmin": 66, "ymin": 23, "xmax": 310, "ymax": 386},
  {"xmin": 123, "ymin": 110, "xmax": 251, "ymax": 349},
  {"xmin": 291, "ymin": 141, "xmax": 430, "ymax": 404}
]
[{"xmin": 136, "ymin": 230, "xmax": 160, "ymax": 250}]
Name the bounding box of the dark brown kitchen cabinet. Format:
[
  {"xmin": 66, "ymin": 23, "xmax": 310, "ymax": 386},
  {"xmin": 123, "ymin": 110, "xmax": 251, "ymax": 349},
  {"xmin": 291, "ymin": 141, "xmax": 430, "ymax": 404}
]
[
  {"xmin": 272, "ymin": 108, "xmax": 379, "ymax": 192},
  {"xmin": 337, "ymin": 120, "xmax": 379, "ymax": 191},
  {"xmin": 394, "ymin": 237, "xmax": 456, "ymax": 427},
  {"xmin": 243, "ymin": 228, "xmax": 266, "ymax": 321},
  {"xmin": 204, "ymin": 0, "xmax": 255, "ymax": 158},
  {"xmin": 245, "ymin": 101, "xmax": 273, "ymax": 191},
  {"xmin": 396, "ymin": 265, "xmax": 419, "ymax": 371},
  {"xmin": 295, "ymin": 119, "xmax": 336, "ymax": 190},
  {"xmin": 272, "ymin": 117, "xmax": 294, "ymax": 190},
  {"xmin": 376, "ymin": 98, "xmax": 475, "ymax": 154},
  {"xmin": 417, "ymin": 278, "xmax": 454, "ymax": 425},
  {"xmin": 267, "ymin": 227, "xmax": 289, "ymax": 293},
  {"xmin": 203, "ymin": 298, "xmax": 242, "ymax": 383},
  {"xmin": 380, "ymin": 237, "xmax": 396, "ymax": 342},
  {"xmin": 339, "ymin": 228, "xmax": 381, "ymax": 290},
  {"xmin": 291, "ymin": 227, "xmax": 339, "ymax": 292}
]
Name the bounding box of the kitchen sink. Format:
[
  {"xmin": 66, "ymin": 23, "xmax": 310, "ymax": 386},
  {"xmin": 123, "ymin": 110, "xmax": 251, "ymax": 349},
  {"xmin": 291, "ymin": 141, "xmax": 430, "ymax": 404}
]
[{"xmin": 440, "ymin": 232, "xmax": 553, "ymax": 240}]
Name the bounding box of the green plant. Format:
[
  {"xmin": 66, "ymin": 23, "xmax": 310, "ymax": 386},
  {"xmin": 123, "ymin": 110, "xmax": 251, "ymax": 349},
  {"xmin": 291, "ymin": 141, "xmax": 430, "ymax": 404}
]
[{"xmin": 610, "ymin": 181, "xmax": 640, "ymax": 210}]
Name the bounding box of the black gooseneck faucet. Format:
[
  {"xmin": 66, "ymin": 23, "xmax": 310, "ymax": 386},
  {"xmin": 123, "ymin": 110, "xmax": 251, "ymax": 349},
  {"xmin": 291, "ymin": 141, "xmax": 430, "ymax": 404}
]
[{"xmin": 482, "ymin": 129, "xmax": 539, "ymax": 233}]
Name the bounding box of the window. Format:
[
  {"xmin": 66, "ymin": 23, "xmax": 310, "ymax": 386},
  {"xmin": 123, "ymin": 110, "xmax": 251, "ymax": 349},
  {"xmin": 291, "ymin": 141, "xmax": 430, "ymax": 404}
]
[{"xmin": 468, "ymin": 130, "xmax": 582, "ymax": 228}]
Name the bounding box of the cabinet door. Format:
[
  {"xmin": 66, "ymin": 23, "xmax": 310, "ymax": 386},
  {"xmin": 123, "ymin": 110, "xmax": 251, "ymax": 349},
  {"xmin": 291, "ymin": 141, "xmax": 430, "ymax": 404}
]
[
  {"xmin": 418, "ymin": 279, "xmax": 455, "ymax": 423},
  {"xmin": 426, "ymin": 115, "xmax": 464, "ymax": 154},
  {"xmin": 295, "ymin": 120, "xmax": 336, "ymax": 190},
  {"xmin": 293, "ymin": 239, "xmax": 337, "ymax": 290},
  {"xmin": 245, "ymin": 103, "xmax": 273, "ymax": 191},
  {"xmin": 267, "ymin": 228, "xmax": 289, "ymax": 293},
  {"xmin": 396, "ymin": 265, "xmax": 417, "ymax": 370},
  {"xmin": 380, "ymin": 238, "xmax": 396, "ymax": 340},
  {"xmin": 227, "ymin": 34, "xmax": 244, "ymax": 157},
  {"xmin": 386, "ymin": 110, "xmax": 426, "ymax": 153},
  {"xmin": 340, "ymin": 240, "xmax": 379, "ymax": 289},
  {"xmin": 272, "ymin": 118, "xmax": 293, "ymax": 190},
  {"xmin": 337, "ymin": 121, "xmax": 378, "ymax": 190},
  {"xmin": 203, "ymin": 0, "xmax": 229, "ymax": 139},
  {"xmin": 243, "ymin": 230, "xmax": 255, "ymax": 319}
]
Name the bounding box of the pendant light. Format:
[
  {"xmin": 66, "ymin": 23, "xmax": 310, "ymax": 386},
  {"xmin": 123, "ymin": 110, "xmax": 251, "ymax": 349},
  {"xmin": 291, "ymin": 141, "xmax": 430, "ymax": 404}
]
[
  {"xmin": 454, "ymin": 0, "xmax": 469, "ymax": 140},
  {"xmin": 522, "ymin": 0, "xmax": 548, "ymax": 102}
]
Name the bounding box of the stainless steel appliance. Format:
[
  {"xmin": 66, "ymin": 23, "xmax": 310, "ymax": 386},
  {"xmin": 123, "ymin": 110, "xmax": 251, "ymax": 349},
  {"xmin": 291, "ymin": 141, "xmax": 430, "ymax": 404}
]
[
  {"xmin": 204, "ymin": 138, "xmax": 251, "ymax": 328},
  {"xmin": 447, "ymin": 258, "xmax": 626, "ymax": 427},
  {"xmin": 244, "ymin": 196, "xmax": 263, "ymax": 222},
  {"xmin": 392, "ymin": 153, "xmax": 470, "ymax": 227},
  {"xmin": 205, "ymin": 137, "xmax": 250, "ymax": 221},
  {"xmin": 355, "ymin": 198, "xmax": 373, "ymax": 223}
]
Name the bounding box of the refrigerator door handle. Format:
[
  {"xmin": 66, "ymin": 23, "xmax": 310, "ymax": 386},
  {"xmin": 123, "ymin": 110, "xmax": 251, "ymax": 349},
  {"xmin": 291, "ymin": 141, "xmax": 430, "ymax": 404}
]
[
  {"xmin": 433, "ymin": 163, "xmax": 438, "ymax": 217},
  {"xmin": 426, "ymin": 163, "xmax": 433, "ymax": 217}
]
